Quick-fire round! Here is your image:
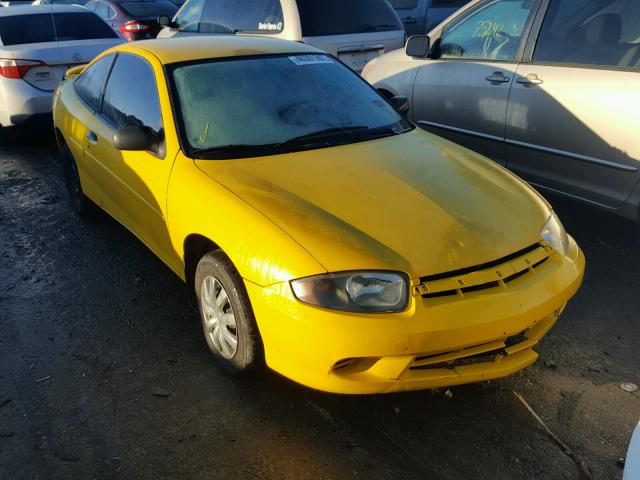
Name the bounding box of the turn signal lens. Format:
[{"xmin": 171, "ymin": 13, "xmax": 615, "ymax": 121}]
[{"xmin": 541, "ymin": 212, "xmax": 570, "ymax": 257}]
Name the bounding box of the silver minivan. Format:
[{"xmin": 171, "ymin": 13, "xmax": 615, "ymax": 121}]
[
  {"xmin": 157, "ymin": 0, "xmax": 405, "ymax": 72},
  {"xmin": 363, "ymin": 0, "xmax": 640, "ymax": 222}
]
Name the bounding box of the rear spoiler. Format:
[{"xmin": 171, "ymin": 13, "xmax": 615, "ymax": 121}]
[{"xmin": 65, "ymin": 64, "xmax": 86, "ymax": 80}]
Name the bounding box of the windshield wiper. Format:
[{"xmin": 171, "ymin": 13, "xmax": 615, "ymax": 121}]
[
  {"xmin": 275, "ymin": 126, "xmax": 371, "ymax": 148},
  {"xmin": 190, "ymin": 125, "xmax": 411, "ymax": 159},
  {"xmin": 190, "ymin": 143, "xmax": 280, "ymax": 159}
]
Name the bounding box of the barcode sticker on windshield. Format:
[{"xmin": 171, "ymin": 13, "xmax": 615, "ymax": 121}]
[{"xmin": 289, "ymin": 55, "xmax": 333, "ymax": 66}]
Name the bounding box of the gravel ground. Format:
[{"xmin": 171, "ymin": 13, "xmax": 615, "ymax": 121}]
[{"xmin": 0, "ymin": 124, "xmax": 638, "ymax": 480}]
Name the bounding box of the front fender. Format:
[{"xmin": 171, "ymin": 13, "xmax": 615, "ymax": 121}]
[{"xmin": 167, "ymin": 152, "xmax": 326, "ymax": 286}]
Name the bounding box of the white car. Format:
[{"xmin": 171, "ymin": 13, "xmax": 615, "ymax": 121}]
[
  {"xmin": 0, "ymin": 4, "xmax": 122, "ymax": 127},
  {"xmin": 625, "ymin": 421, "xmax": 640, "ymax": 479},
  {"xmin": 157, "ymin": 0, "xmax": 406, "ymax": 73}
]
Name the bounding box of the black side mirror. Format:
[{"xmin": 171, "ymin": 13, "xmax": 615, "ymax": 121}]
[
  {"xmin": 390, "ymin": 96, "xmax": 410, "ymax": 115},
  {"xmin": 158, "ymin": 15, "xmax": 175, "ymax": 28},
  {"xmin": 113, "ymin": 126, "xmax": 160, "ymax": 152},
  {"xmin": 405, "ymin": 35, "xmax": 431, "ymax": 58}
]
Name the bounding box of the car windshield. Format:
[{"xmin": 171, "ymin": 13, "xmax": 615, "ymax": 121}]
[{"xmin": 170, "ymin": 53, "xmax": 411, "ymax": 159}]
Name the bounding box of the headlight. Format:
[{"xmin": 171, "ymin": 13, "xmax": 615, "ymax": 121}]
[
  {"xmin": 290, "ymin": 271, "xmax": 409, "ymax": 313},
  {"xmin": 541, "ymin": 212, "xmax": 569, "ymax": 256}
]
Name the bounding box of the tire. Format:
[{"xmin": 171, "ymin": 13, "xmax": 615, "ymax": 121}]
[
  {"xmin": 194, "ymin": 250, "xmax": 263, "ymax": 375},
  {"xmin": 61, "ymin": 143, "xmax": 97, "ymax": 218}
]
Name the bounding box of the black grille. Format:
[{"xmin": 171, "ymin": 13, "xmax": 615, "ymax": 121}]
[
  {"xmin": 420, "ymin": 255, "xmax": 548, "ymax": 299},
  {"xmin": 419, "ymin": 243, "xmax": 541, "ymax": 283}
]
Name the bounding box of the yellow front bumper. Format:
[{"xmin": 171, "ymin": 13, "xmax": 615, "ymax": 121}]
[{"xmin": 245, "ymin": 239, "xmax": 585, "ymax": 394}]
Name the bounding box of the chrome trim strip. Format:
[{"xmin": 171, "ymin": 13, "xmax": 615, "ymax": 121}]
[
  {"xmin": 506, "ymin": 138, "xmax": 638, "ymax": 172},
  {"xmin": 526, "ymin": 181, "xmax": 621, "ymax": 210},
  {"xmin": 417, "ymin": 120, "xmax": 638, "ymax": 173},
  {"xmin": 337, "ymin": 44, "xmax": 385, "ymax": 53},
  {"xmin": 417, "ymin": 120, "xmax": 504, "ymax": 142}
]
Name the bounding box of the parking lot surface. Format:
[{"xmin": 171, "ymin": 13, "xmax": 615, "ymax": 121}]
[{"xmin": 1, "ymin": 125, "xmax": 638, "ymax": 480}]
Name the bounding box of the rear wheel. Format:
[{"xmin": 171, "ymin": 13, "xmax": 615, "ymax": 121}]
[
  {"xmin": 195, "ymin": 250, "xmax": 263, "ymax": 375},
  {"xmin": 61, "ymin": 144, "xmax": 97, "ymax": 218}
]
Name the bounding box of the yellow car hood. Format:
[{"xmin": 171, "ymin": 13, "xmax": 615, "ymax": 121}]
[{"xmin": 195, "ymin": 130, "xmax": 550, "ymax": 279}]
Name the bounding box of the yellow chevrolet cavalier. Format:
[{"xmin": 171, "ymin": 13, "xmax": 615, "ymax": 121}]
[{"xmin": 52, "ymin": 36, "xmax": 585, "ymax": 394}]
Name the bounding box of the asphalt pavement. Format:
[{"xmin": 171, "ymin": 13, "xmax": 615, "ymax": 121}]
[{"xmin": 1, "ymin": 124, "xmax": 638, "ymax": 480}]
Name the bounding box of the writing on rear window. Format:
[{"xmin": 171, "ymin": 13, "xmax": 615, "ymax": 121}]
[
  {"xmin": 288, "ymin": 55, "xmax": 333, "ymax": 66},
  {"xmin": 258, "ymin": 21, "xmax": 282, "ymax": 31}
]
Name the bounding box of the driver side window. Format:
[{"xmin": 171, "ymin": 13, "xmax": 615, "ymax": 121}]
[{"xmin": 438, "ymin": 0, "xmax": 538, "ymax": 61}]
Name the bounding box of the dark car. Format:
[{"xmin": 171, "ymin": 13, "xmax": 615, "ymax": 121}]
[
  {"xmin": 388, "ymin": 0, "xmax": 471, "ymax": 36},
  {"xmin": 85, "ymin": 0, "xmax": 178, "ymax": 41}
]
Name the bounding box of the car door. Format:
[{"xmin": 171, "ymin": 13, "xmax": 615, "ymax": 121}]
[
  {"xmin": 94, "ymin": 52, "xmax": 178, "ymax": 266},
  {"xmin": 411, "ymin": 0, "xmax": 541, "ymax": 164},
  {"xmin": 67, "ymin": 54, "xmax": 116, "ymax": 206},
  {"xmin": 505, "ymin": 0, "xmax": 640, "ymax": 209}
]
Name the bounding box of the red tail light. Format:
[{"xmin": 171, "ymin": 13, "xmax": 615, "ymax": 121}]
[
  {"xmin": 119, "ymin": 21, "xmax": 152, "ymax": 33},
  {"xmin": 0, "ymin": 59, "xmax": 46, "ymax": 79}
]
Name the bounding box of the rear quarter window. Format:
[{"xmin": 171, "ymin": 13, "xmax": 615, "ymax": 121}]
[
  {"xmin": 53, "ymin": 12, "xmax": 118, "ymax": 40},
  {"xmin": 0, "ymin": 14, "xmax": 56, "ymax": 46},
  {"xmin": 296, "ymin": 0, "xmax": 403, "ymax": 36}
]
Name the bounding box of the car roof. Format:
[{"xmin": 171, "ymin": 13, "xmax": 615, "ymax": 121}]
[
  {"xmin": 120, "ymin": 35, "xmax": 323, "ymax": 65},
  {"xmin": 0, "ymin": 4, "xmax": 87, "ymax": 15}
]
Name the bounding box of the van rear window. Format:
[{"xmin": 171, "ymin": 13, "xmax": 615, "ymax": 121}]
[
  {"xmin": 0, "ymin": 14, "xmax": 56, "ymax": 46},
  {"xmin": 119, "ymin": 1, "xmax": 178, "ymax": 18},
  {"xmin": 388, "ymin": 0, "xmax": 419, "ymax": 9},
  {"xmin": 200, "ymin": 0, "xmax": 283, "ymax": 34},
  {"xmin": 296, "ymin": 0, "xmax": 403, "ymax": 37}
]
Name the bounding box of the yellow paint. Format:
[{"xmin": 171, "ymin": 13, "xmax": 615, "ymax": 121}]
[{"xmin": 53, "ymin": 37, "xmax": 585, "ymax": 394}]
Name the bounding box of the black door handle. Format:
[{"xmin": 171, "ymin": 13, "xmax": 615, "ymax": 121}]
[
  {"xmin": 402, "ymin": 16, "xmax": 417, "ymax": 24},
  {"xmin": 86, "ymin": 131, "xmax": 98, "ymax": 143}
]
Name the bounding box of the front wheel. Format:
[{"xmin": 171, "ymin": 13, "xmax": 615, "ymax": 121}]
[{"xmin": 195, "ymin": 250, "xmax": 263, "ymax": 375}]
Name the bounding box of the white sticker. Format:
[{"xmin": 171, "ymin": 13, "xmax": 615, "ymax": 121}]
[
  {"xmin": 288, "ymin": 55, "xmax": 333, "ymax": 66},
  {"xmin": 258, "ymin": 21, "xmax": 282, "ymax": 31}
]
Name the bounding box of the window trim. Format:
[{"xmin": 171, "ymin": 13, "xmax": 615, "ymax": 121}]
[
  {"xmin": 73, "ymin": 53, "xmax": 116, "ymax": 115},
  {"xmin": 97, "ymin": 52, "xmax": 167, "ymax": 159},
  {"xmin": 521, "ymin": 0, "xmax": 640, "ymax": 73},
  {"xmin": 427, "ymin": 0, "xmax": 544, "ymax": 65}
]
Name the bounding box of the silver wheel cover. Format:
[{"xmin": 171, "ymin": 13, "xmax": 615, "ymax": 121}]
[{"xmin": 200, "ymin": 275, "xmax": 238, "ymax": 359}]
